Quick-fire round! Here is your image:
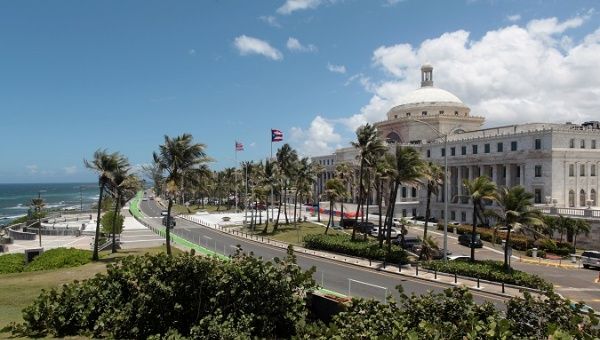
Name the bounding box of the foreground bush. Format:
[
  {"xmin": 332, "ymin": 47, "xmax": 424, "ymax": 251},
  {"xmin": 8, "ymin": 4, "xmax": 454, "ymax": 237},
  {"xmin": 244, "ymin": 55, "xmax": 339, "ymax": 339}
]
[
  {"xmin": 13, "ymin": 246, "xmax": 315, "ymax": 339},
  {"xmin": 24, "ymin": 248, "xmax": 92, "ymax": 272},
  {"xmin": 0, "ymin": 253, "xmax": 25, "ymax": 274},
  {"xmin": 422, "ymin": 260, "xmax": 552, "ymax": 291},
  {"xmin": 303, "ymin": 233, "xmax": 408, "ymax": 264},
  {"xmin": 299, "ymin": 287, "xmax": 600, "ymax": 339}
]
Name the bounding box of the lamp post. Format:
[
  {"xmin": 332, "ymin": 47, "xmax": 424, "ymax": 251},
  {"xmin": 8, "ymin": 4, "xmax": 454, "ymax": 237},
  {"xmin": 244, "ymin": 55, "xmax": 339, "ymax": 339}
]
[{"xmin": 409, "ymin": 119, "xmax": 460, "ymax": 261}]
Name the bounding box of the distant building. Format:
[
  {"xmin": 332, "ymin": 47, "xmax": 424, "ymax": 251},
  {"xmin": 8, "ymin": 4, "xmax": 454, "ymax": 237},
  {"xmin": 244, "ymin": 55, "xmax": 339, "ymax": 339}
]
[{"xmin": 313, "ymin": 65, "xmax": 600, "ymax": 246}]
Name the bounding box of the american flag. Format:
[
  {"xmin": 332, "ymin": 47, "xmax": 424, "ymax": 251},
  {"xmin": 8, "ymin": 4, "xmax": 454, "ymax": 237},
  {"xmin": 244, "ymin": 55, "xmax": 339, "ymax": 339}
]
[
  {"xmin": 271, "ymin": 129, "xmax": 283, "ymax": 142},
  {"xmin": 235, "ymin": 141, "xmax": 244, "ymax": 151}
]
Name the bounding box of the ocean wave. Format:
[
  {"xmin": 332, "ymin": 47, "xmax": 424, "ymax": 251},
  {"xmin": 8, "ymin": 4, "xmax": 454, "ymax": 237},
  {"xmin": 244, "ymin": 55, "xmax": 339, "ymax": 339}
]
[
  {"xmin": 0, "ymin": 214, "xmax": 26, "ymax": 220},
  {"xmin": 5, "ymin": 204, "xmax": 28, "ymax": 210}
]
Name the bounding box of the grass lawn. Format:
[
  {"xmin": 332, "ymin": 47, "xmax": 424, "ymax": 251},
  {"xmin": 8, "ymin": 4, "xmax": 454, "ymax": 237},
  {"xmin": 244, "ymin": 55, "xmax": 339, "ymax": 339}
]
[
  {"xmin": 0, "ymin": 246, "xmax": 182, "ymax": 333},
  {"xmin": 242, "ymin": 222, "xmax": 345, "ymax": 246}
]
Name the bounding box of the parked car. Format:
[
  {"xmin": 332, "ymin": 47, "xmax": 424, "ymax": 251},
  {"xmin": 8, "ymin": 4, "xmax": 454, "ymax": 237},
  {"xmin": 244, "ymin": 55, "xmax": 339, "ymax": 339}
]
[
  {"xmin": 357, "ymin": 222, "xmax": 376, "ymax": 234},
  {"xmin": 392, "ymin": 218, "xmax": 404, "ymax": 227},
  {"xmin": 448, "ymin": 255, "xmax": 470, "ymax": 261},
  {"xmin": 581, "ymin": 250, "xmax": 600, "ymax": 269},
  {"xmin": 160, "ymin": 210, "xmax": 168, "ymax": 216},
  {"xmin": 370, "ymin": 227, "xmax": 401, "ymax": 239},
  {"xmin": 340, "ymin": 218, "xmax": 358, "ymax": 229},
  {"xmin": 458, "ymin": 233, "xmax": 483, "ymax": 248},
  {"xmin": 393, "ymin": 235, "xmax": 422, "ymax": 250},
  {"xmin": 162, "ymin": 216, "xmax": 176, "ymax": 227}
]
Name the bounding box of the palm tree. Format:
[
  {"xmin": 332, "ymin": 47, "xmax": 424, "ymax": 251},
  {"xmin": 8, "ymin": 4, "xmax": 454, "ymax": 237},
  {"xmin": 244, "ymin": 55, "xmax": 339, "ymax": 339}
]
[
  {"xmin": 462, "ymin": 176, "xmax": 497, "ymax": 262},
  {"xmin": 84, "ymin": 149, "xmax": 129, "ymax": 261},
  {"xmin": 323, "ymin": 178, "xmax": 346, "ymax": 234},
  {"xmin": 30, "ymin": 197, "xmax": 45, "ymax": 247},
  {"xmin": 385, "ymin": 146, "xmax": 426, "ymax": 252},
  {"xmin": 572, "ymin": 219, "xmax": 591, "ymax": 249},
  {"xmin": 351, "ymin": 123, "xmax": 387, "ymax": 240},
  {"xmin": 109, "ymin": 170, "xmax": 139, "ymax": 253},
  {"xmin": 373, "ymin": 154, "xmax": 395, "ymax": 247},
  {"xmin": 488, "ymin": 186, "xmax": 543, "ymax": 270},
  {"xmin": 334, "ymin": 162, "xmax": 353, "ymax": 228},
  {"xmin": 275, "ymin": 144, "xmax": 298, "ymax": 227},
  {"xmin": 153, "ymin": 134, "xmax": 208, "ymax": 256},
  {"xmin": 422, "ymin": 162, "xmax": 444, "ymax": 241}
]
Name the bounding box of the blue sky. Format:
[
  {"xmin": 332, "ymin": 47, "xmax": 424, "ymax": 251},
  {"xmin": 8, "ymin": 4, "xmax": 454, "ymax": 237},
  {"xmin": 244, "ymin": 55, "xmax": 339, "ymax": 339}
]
[{"xmin": 0, "ymin": 0, "xmax": 599, "ymax": 183}]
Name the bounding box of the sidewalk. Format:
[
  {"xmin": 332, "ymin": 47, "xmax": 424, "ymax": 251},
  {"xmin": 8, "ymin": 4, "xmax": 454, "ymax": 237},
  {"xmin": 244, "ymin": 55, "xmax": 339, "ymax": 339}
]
[{"xmin": 180, "ymin": 214, "xmax": 538, "ymax": 300}]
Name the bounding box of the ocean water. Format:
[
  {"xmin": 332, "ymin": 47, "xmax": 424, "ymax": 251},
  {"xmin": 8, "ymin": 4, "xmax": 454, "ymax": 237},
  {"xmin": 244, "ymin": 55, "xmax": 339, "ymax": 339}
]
[{"xmin": 0, "ymin": 183, "xmax": 99, "ymax": 224}]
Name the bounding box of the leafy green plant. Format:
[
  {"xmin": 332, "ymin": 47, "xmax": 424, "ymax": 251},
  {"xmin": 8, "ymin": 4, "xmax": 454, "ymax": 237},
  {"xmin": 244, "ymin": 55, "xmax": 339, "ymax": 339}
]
[
  {"xmin": 24, "ymin": 248, "xmax": 92, "ymax": 272},
  {"xmin": 0, "ymin": 253, "xmax": 25, "ymax": 274},
  {"xmin": 100, "ymin": 211, "xmax": 124, "ymax": 235},
  {"xmin": 422, "ymin": 260, "xmax": 552, "ymax": 291},
  {"xmin": 303, "ymin": 233, "xmax": 408, "ymax": 264}
]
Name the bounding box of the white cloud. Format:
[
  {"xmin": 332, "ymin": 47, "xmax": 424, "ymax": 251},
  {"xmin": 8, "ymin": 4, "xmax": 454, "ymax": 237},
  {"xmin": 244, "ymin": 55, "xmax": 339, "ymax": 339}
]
[
  {"xmin": 26, "ymin": 165, "xmax": 38, "ymax": 175},
  {"xmin": 188, "ymin": 49, "xmax": 196, "ymax": 56},
  {"xmin": 233, "ymin": 35, "xmax": 283, "ymax": 61},
  {"xmin": 259, "ymin": 15, "xmax": 281, "ymax": 28},
  {"xmin": 339, "ymin": 13, "xmax": 600, "ymax": 131},
  {"xmin": 277, "ymin": 0, "xmax": 323, "ymax": 15},
  {"xmin": 383, "ymin": 0, "xmax": 404, "ymax": 6},
  {"xmin": 291, "ymin": 116, "xmax": 342, "ymax": 156},
  {"xmin": 327, "ymin": 63, "xmax": 347, "ymax": 74},
  {"xmin": 64, "ymin": 166, "xmax": 77, "ymax": 175},
  {"xmin": 507, "ymin": 14, "xmax": 521, "ymax": 22},
  {"xmin": 287, "ymin": 37, "xmax": 317, "ymax": 52}
]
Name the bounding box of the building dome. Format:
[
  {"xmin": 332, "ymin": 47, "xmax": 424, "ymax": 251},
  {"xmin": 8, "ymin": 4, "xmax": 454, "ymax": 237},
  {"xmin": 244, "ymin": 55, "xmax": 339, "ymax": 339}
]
[{"xmin": 396, "ymin": 86, "xmax": 464, "ymax": 106}]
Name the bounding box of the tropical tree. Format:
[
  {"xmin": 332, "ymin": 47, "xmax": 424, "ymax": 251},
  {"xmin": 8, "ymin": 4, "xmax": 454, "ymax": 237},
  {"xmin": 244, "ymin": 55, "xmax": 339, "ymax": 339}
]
[
  {"xmin": 153, "ymin": 134, "xmax": 208, "ymax": 256},
  {"xmin": 422, "ymin": 162, "xmax": 444, "ymax": 241},
  {"xmin": 462, "ymin": 176, "xmax": 496, "ymax": 262},
  {"xmin": 84, "ymin": 149, "xmax": 129, "ymax": 261},
  {"xmin": 30, "ymin": 197, "xmax": 45, "ymax": 247},
  {"xmin": 384, "ymin": 146, "xmax": 426, "ymax": 251},
  {"xmin": 351, "ymin": 123, "xmax": 387, "ymax": 240},
  {"xmin": 572, "ymin": 219, "xmax": 591, "ymax": 249},
  {"xmin": 323, "ymin": 178, "xmax": 347, "ymax": 234},
  {"xmin": 141, "ymin": 162, "xmax": 164, "ymax": 197},
  {"xmin": 334, "ymin": 162, "xmax": 353, "ymax": 228},
  {"xmin": 488, "ymin": 186, "xmax": 544, "ymax": 270},
  {"xmin": 373, "ymin": 154, "xmax": 395, "ymax": 247},
  {"xmin": 275, "ymin": 144, "xmax": 298, "ymax": 228},
  {"xmin": 294, "ymin": 158, "xmax": 319, "ymax": 225},
  {"xmin": 108, "ymin": 170, "xmax": 139, "ymax": 253}
]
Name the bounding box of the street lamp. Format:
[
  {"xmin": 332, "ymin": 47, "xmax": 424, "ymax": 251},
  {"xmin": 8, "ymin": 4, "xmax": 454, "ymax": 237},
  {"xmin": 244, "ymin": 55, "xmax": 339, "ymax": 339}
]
[{"xmin": 409, "ymin": 119, "xmax": 461, "ymax": 261}]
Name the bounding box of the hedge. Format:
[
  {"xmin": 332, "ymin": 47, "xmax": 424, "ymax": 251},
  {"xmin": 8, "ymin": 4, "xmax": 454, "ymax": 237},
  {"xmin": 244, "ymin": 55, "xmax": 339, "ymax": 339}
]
[
  {"xmin": 303, "ymin": 234, "xmax": 408, "ymax": 264},
  {"xmin": 0, "ymin": 248, "xmax": 92, "ymax": 274},
  {"xmin": 437, "ymin": 223, "xmax": 575, "ymax": 256},
  {"xmin": 0, "ymin": 253, "xmax": 26, "ymax": 274},
  {"xmin": 422, "ymin": 259, "xmax": 552, "ymax": 291}
]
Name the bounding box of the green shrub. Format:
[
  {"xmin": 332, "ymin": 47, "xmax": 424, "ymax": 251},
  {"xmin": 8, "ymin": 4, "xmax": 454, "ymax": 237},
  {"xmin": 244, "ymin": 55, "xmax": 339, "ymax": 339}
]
[
  {"xmin": 422, "ymin": 260, "xmax": 552, "ymax": 291},
  {"xmin": 526, "ymin": 248, "xmax": 546, "ymax": 258},
  {"xmin": 303, "ymin": 234, "xmax": 408, "ymax": 264},
  {"xmin": 25, "ymin": 248, "xmax": 92, "ymax": 272},
  {"xmin": 0, "ymin": 253, "xmax": 25, "ymax": 274},
  {"xmin": 15, "ymin": 247, "xmax": 315, "ymax": 338}
]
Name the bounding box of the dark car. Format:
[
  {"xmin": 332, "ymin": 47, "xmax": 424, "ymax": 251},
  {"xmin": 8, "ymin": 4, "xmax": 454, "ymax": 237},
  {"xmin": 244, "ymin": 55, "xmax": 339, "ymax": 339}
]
[
  {"xmin": 392, "ymin": 235, "xmax": 422, "ymax": 250},
  {"xmin": 162, "ymin": 216, "xmax": 176, "ymax": 228},
  {"xmin": 357, "ymin": 222, "xmax": 376, "ymax": 233},
  {"xmin": 458, "ymin": 233, "xmax": 483, "ymax": 248},
  {"xmin": 340, "ymin": 218, "xmax": 358, "ymax": 229}
]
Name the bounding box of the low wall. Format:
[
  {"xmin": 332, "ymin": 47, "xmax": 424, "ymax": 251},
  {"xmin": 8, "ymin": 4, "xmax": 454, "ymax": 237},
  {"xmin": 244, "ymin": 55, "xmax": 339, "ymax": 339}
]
[
  {"xmin": 8, "ymin": 227, "xmax": 37, "ymax": 240},
  {"xmin": 24, "ymin": 227, "xmax": 81, "ymax": 237}
]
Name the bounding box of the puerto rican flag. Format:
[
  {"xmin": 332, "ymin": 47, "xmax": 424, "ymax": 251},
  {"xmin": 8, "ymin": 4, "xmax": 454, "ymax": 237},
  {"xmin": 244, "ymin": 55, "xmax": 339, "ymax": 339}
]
[
  {"xmin": 271, "ymin": 129, "xmax": 283, "ymax": 142},
  {"xmin": 235, "ymin": 141, "xmax": 244, "ymax": 151}
]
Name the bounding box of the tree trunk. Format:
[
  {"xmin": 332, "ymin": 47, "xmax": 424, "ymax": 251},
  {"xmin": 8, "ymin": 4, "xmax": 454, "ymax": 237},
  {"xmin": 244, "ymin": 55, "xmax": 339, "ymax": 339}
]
[
  {"xmin": 92, "ymin": 182, "xmax": 105, "ymax": 261},
  {"xmin": 387, "ymin": 182, "xmax": 400, "ymax": 253},
  {"xmin": 293, "ymin": 191, "xmax": 299, "ymax": 224},
  {"xmin": 470, "ymin": 201, "xmax": 478, "ymax": 262},
  {"xmin": 283, "ymin": 184, "xmax": 289, "ymax": 224},
  {"xmin": 504, "ymin": 227, "xmax": 512, "ymax": 270},
  {"xmin": 353, "ymin": 161, "xmax": 365, "ymax": 240},
  {"xmin": 166, "ymin": 198, "xmax": 173, "ymax": 256},
  {"xmin": 325, "ymin": 200, "xmax": 333, "ymax": 234},
  {"xmin": 274, "ymin": 193, "xmax": 282, "ymax": 231},
  {"xmin": 365, "ymin": 170, "xmax": 371, "ymax": 223},
  {"xmin": 377, "ymin": 179, "xmax": 384, "ymax": 247},
  {"xmin": 111, "ymin": 192, "xmax": 120, "ymax": 253},
  {"xmin": 419, "ymin": 188, "xmax": 433, "ymax": 261}
]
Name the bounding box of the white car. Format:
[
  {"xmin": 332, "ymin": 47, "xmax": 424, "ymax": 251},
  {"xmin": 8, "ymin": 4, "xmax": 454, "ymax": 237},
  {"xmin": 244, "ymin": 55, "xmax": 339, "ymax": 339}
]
[
  {"xmin": 448, "ymin": 255, "xmax": 470, "ymax": 261},
  {"xmin": 160, "ymin": 210, "xmax": 168, "ymax": 216},
  {"xmin": 371, "ymin": 227, "xmax": 401, "ymax": 238}
]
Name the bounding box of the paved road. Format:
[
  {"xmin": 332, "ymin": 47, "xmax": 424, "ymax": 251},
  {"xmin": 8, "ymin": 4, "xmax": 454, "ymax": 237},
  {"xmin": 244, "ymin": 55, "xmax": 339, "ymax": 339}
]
[
  {"xmin": 139, "ymin": 196, "xmax": 510, "ymax": 307},
  {"xmin": 407, "ymin": 225, "xmax": 600, "ymax": 308}
]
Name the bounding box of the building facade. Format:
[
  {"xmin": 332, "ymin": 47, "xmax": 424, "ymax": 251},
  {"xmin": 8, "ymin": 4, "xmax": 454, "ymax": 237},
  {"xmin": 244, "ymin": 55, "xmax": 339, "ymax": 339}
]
[{"xmin": 313, "ymin": 65, "xmax": 600, "ymax": 234}]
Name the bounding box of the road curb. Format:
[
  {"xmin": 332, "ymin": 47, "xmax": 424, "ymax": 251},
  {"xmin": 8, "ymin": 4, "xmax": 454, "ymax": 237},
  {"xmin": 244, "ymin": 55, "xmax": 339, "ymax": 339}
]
[{"xmin": 518, "ymin": 257, "xmax": 578, "ymax": 269}]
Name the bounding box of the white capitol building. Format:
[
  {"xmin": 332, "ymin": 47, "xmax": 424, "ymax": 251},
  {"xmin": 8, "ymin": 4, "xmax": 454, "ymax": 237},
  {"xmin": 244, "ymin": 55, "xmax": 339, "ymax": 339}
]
[{"xmin": 313, "ymin": 65, "xmax": 600, "ymax": 247}]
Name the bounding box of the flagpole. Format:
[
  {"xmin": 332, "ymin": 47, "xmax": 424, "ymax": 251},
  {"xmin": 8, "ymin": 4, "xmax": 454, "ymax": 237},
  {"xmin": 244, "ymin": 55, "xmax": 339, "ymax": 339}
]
[
  {"xmin": 235, "ymin": 140, "xmax": 238, "ymax": 214},
  {"xmin": 270, "ymin": 129, "xmax": 275, "ymax": 225}
]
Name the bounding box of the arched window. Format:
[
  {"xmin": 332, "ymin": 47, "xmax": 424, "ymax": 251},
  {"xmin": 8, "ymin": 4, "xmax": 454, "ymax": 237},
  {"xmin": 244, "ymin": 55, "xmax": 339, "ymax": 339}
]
[
  {"xmin": 386, "ymin": 132, "xmax": 401, "ymax": 143},
  {"xmin": 580, "ymin": 189, "xmax": 586, "ymax": 207},
  {"xmin": 568, "ymin": 190, "xmax": 575, "ymax": 207},
  {"xmin": 591, "ymin": 189, "xmax": 597, "ymax": 206}
]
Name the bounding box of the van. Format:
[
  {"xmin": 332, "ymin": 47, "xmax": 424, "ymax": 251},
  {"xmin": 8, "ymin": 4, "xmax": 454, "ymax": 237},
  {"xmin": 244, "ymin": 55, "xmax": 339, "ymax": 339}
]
[{"xmin": 581, "ymin": 250, "xmax": 600, "ymax": 269}]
